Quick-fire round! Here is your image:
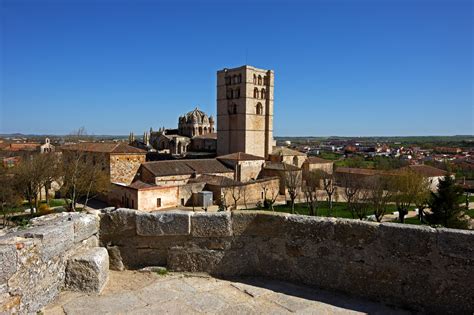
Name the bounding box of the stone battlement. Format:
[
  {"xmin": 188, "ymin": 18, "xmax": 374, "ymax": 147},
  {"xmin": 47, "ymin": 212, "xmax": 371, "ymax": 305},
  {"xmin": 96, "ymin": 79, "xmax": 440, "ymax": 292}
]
[{"xmin": 100, "ymin": 209, "xmax": 474, "ymax": 314}]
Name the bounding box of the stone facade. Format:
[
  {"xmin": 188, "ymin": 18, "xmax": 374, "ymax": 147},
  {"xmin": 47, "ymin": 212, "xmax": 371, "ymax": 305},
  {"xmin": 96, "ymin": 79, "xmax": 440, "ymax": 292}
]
[
  {"xmin": 217, "ymin": 65, "xmax": 275, "ymax": 158},
  {"xmin": 99, "ymin": 209, "xmax": 474, "ymax": 314},
  {"xmin": 0, "ymin": 212, "xmax": 105, "ymax": 314},
  {"xmin": 110, "ymin": 153, "xmax": 146, "ymax": 185}
]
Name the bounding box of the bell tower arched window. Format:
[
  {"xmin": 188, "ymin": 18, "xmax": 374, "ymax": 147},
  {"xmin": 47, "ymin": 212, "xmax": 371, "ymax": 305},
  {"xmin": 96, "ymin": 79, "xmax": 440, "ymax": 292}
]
[
  {"xmin": 258, "ymin": 75, "xmax": 262, "ymax": 85},
  {"xmin": 253, "ymin": 74, "xmax": 257, "ymax": 84},
  {"xmin": 261, "ymin": 88, "xmax": 266, "ymax": 99},
  {"xmin": 256, "ymin": 103, "xmax": 263, "ymax": 115},
  {"xmin": 254, "ymin": 88, "xmax": 259, "ymax": 99}
]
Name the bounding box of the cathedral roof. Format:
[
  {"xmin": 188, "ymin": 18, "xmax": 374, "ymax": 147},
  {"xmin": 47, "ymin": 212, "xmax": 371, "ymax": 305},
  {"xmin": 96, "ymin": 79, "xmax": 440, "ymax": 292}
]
[{"xmin": 180, "ymin": 107, "xmax": 210, "ymax": 124}]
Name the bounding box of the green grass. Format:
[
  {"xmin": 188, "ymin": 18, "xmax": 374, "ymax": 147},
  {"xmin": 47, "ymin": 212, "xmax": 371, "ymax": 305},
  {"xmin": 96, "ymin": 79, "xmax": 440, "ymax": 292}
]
[
  {"xmin": 47, "ymin": 199, "xmax": 67, "ymax": 207},
  {"xmin": 256, "ymin": 202, "xmax": 405, "ymax": 219},
  {"xmin": 402, "ymin": 216, "xmax": 423, "ymax": 225},
  {"xmin": 466, "ymin": 208, "xmax": 474, "ymax": 219},
  {"xmin": 316, "ymin": 152, "xmax": 343, "ymax": 161},
  {"xmin": 468, "ymin": 195, "xmax": 474, "ymax": 203}
]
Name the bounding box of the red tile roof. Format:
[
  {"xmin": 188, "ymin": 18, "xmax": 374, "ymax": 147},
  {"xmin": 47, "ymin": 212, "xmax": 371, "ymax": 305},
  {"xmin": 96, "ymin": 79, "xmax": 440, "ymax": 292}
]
[
  {"xmin": 403, "ymin": 165, "xmax": 448, "ymax": 177},
  {"xmin": 61, "ymin": 142, "xmax": 146, "ymax": 154},
  {"xmin": 217, "ymin": 152, "xmax": 265, "ymax": 161},
  {"xmin": 142, "ymin": 159, "xmax": 232, "ymax": 177}
]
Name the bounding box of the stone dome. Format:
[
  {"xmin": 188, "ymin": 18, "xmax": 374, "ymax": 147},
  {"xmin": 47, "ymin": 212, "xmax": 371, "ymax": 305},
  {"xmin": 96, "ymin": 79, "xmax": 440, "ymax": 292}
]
[{"xmin": 183, "ymin": 107, "xmax": 209, "ymax": 124}]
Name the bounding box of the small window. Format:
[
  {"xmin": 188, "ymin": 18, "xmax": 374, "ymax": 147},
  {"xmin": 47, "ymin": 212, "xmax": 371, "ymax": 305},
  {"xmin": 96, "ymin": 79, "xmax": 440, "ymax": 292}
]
[
  {"xmin": 235, "ymin": 88, "xmax": 240, "ymax": 98},
  {"xmin": 181, "ymin": 198, "xmax": 185, "ymax": 206},
  {"xmin": 261, "ymin": 88, "xmax": 266, "ymax": 99},
  {"xmin": 258, "ymin": 75, "xmax": 262, "ymax": 85},
  {"xmin": 256, "ymin": 103, "xmax": 263, "ymax": 115},
  {"xmin": 253, "ymin": 74, "xmax": 257, "ymax": 84},
  {"xmin": 233, "ymin": 104, "xmax": 237, "ymax": 114},
  {"xmin": 254, "ymin": 87, "xmax": 259, "ymax": 99},
  {"xmin": 157, "ymin": 198, "xmax": 162, "ymax": 207}
]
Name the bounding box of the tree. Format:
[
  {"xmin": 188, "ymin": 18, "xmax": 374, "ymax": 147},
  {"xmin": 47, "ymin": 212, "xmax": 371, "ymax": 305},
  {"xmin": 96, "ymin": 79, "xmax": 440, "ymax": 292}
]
[
  {"xmin": 229, "ymin": 184, "xmax": 243, "ymax": 210},
  {"xmin": 14, "ymin": 153, "xmax": 57, "ymax": 213},
  {"xmin": 367, "ymin": 175, "xmax": 392, "ymax": 222},
  {"xmin": 302, "ymin": 171, "xmax": 321, "ymax": 216},
  {"xmin": 352, "ymin": 189, "xmax": 371, "ymax": 220},
  {"xmin": 284, "ymin": 166, "xmax": 302, "ymax": 214},
  {"xmin": 0, "ymin": 167, "xmax": 22, "ymax": 227},
  {"xmin": 427, "ymin": 176, "xmax": 468, "ymax": 229},
  {"xmin": 413, "ymin": 176, "xmax": 431, "ymax": 223},
  {"xmin": 391, "ymin": 170, "xmax": 425, "ymax": 223},
  {"xmin": 319, "ymin": 171, "xmax": 337, "ymax": 215},
  {"xmin": 60, "ymin": 128, "xmax": 109, "ymax": 211},
  {"xmin": 339, "ymin": 173, "xmax": 361, "ymax": 219}
]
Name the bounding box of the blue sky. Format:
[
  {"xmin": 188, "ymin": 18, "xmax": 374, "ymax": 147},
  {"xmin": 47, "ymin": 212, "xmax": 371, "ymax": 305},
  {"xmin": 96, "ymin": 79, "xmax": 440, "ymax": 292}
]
[{"xmin": 1, "ymin": 0, "xmax": 473, "ymax": 136}]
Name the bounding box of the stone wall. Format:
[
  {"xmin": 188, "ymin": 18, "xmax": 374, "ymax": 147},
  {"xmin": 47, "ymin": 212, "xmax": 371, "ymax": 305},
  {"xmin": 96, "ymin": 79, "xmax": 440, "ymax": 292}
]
[
  {"xmin": 0, "ymin": 212, "xmax": 102, "ymax": 313},
  {"xmin": 110, "ymin": 153, "xmax": 146, "ymax": 185},
  {"xmin": 100, "ymin": 209, "xmax": 474, "ymax": 314}
]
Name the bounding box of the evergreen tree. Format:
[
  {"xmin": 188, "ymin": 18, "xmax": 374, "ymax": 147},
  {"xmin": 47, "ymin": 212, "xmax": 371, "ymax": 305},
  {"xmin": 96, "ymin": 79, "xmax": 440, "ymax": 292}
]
[{"xmin": 427, "ymin": 176, "xmax": 468, "ymax": 229}]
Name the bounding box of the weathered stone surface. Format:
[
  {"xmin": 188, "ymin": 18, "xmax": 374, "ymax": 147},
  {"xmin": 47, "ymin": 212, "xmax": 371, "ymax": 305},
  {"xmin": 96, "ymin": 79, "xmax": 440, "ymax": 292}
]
[
  {"xmin": 21, "ymin": 221, "xmax": 74, "ymax": 261},
  {"xmin": 231, "ymin": 211, "xmax": 289, "ymax": 237},
  {"xmin": 437, "ymin": 227, "xmax": 474, "ymax": 260},
  {"xmin": 136, "ymin": 211, "xmax": 192, "ymax": 236},
  {"xmin": 377, "ymin": 223, "xmax": 437, "ymax": 258},
  {"xmin": 71, "ymin": 214, "xmax": 100, "ymax": 243},
  {"xmin": 191, "ymin": 212, "xmax": 232, "ymax": 237},
  {"xmin": 0, "ymin": 244, "xmax": 17, "ymax": 283},
  {"xmin": 168, "ymin": 247, "xmax": 225, "ymax": 273},
  {"xmin": 100, "ymin": 208, "xmax": 137, "ymax": 237},
  {"xmin": 106, "ymin": 245, "xmax": 125, "ymax": 271},
  {"xmin": 65, "ymin": 247, "xmax": 109, "ymax": 293}
]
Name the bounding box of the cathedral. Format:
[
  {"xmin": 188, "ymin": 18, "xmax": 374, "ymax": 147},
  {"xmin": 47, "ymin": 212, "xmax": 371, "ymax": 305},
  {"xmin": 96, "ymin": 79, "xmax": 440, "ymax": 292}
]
[{"xmin": 131, "ymin": 107, "xmax": 216, "ymax": 156}]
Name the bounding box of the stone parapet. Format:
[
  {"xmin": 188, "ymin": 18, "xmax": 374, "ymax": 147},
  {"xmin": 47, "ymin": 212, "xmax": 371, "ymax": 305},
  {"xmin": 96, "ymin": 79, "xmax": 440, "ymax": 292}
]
[
  {"xmin": 0, "ymin": 212, "xmax": 102, "ymax": 314},
  {"xmin": 100, "ymin": 209, "xmax": 474, "ymax": 314}
]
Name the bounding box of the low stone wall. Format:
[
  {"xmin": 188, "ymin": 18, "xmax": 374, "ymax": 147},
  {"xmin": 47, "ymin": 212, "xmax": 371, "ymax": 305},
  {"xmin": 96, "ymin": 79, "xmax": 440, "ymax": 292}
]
[
  {"xmin": 100, "ymin": 209, "xmax": 474, "ymax": 314},
  {"xmin": 0, "ymin": 212, "xmax": 101, "ymax": 313}
]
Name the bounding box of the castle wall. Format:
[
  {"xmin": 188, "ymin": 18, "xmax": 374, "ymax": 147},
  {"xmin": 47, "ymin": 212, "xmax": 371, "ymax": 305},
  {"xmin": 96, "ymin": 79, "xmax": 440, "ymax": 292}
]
[{"xmin": 100, "ymin": 210, "xmax": 474, "ymax": 314}]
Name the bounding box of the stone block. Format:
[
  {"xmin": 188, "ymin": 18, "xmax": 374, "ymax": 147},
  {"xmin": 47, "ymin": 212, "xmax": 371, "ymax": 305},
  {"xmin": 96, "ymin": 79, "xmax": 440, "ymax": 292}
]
[
  {"xmin": 65, "ymin": 247, "xmax": 109, "ymax": 293},
  {"xmin": 136, "ymin": 211, "xmax": 191, "ymax": 236},
  {"xmin": 72, "ymin": 214, "xmax": 100, "ymax": 243},
  {"xmin": 437, "ymin": 228, "xmax": 474, "ymax": 260},
  {"xmin": 0, "ymin": 244, "xmax": 17, "ymax": 283},
  {"xmin": 284, "ymin": 215, "xmax": 336, "ymax": 241},
  {"xmin": 191, "ymin": 212, "xmax": 232, "ymax": 237},
  {"xmin": 167, "ymin": 246, "xmax": 225, "ymax": 273},
  {"xmin": 100, "ymin": 208, "xmax": 137, "ymax": 237},
  {"xmin": 231, "ymin": 211, "xmax": 289, "ymax": 237},
  {"xmin": 21, "ymin": 221, "xmax": 74, "ymax": 261},
  {"xmin": 333, "ymin": 219, "xmax": 378, "ymax": 247},
  {"xmin": 106, "ymin": 245, "xmax": 125, "ymax": 271}
]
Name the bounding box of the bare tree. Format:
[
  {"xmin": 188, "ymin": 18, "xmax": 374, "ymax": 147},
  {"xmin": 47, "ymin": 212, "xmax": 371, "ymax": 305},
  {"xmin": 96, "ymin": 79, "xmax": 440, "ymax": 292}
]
[
  {"xmin": 339, "ymin": 173, "xmax": 361, "ymax": 218},
  {"xmin": 352, "ymin": 189, "xmax": 371, "ymax": 220},
  {"xmin": 302, "ymin": 171, "xmax": 321, "ymax": 216},
  {"xmin": 367, "ymin": 175, "xmax": 393, "ymax": 222},
  {"xmin": 229, "ymin": 184, "xmax": 243, "ymax": 210},
  {"xmin": 60, "ymin": 128, "xmax": 109, "ymax": 211},
  {"xmin": 14, "ymin": 153, "xmax": 57, "ymax": 213},
  {"xmin": 0, "ymin": 167, "xmax": 22, "ymax": 227},
  {"xmin": 318, "ymin": 171, "xmax": 337, "ymax": 215},
  {"xmin": 284, "ymin": 165, "xmax": 302, "ymax": 214}
]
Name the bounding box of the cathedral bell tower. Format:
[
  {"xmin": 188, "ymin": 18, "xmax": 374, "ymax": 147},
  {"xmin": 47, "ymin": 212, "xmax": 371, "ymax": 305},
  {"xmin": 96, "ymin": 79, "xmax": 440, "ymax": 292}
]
[{"xmin": 216, "ymin": 65, "xmax": 274, "ymax": 158}]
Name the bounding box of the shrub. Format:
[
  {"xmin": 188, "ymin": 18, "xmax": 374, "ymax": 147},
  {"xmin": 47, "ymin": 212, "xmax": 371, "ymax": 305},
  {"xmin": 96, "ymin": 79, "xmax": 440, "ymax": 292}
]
[{"xmin": 38, "ymin": 204, "xmax": 53, "ymax": 215}]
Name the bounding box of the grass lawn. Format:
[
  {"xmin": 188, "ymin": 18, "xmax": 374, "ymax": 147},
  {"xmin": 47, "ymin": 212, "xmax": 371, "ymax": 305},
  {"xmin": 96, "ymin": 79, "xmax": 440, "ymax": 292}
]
[
  {"xmin": 254, "ymin": 201, "xmax": 404, "ymax": 220},
  {"xmin": 468, "ymin": 195, "xmax": 474, "ymax": 203},
  {"xmin": 466, "ymin": 208, "xmax": 474, "ymax": 219},
  {"xmin": 402, "ymin": 216, "xmax": 423, "ymax": 225}
]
